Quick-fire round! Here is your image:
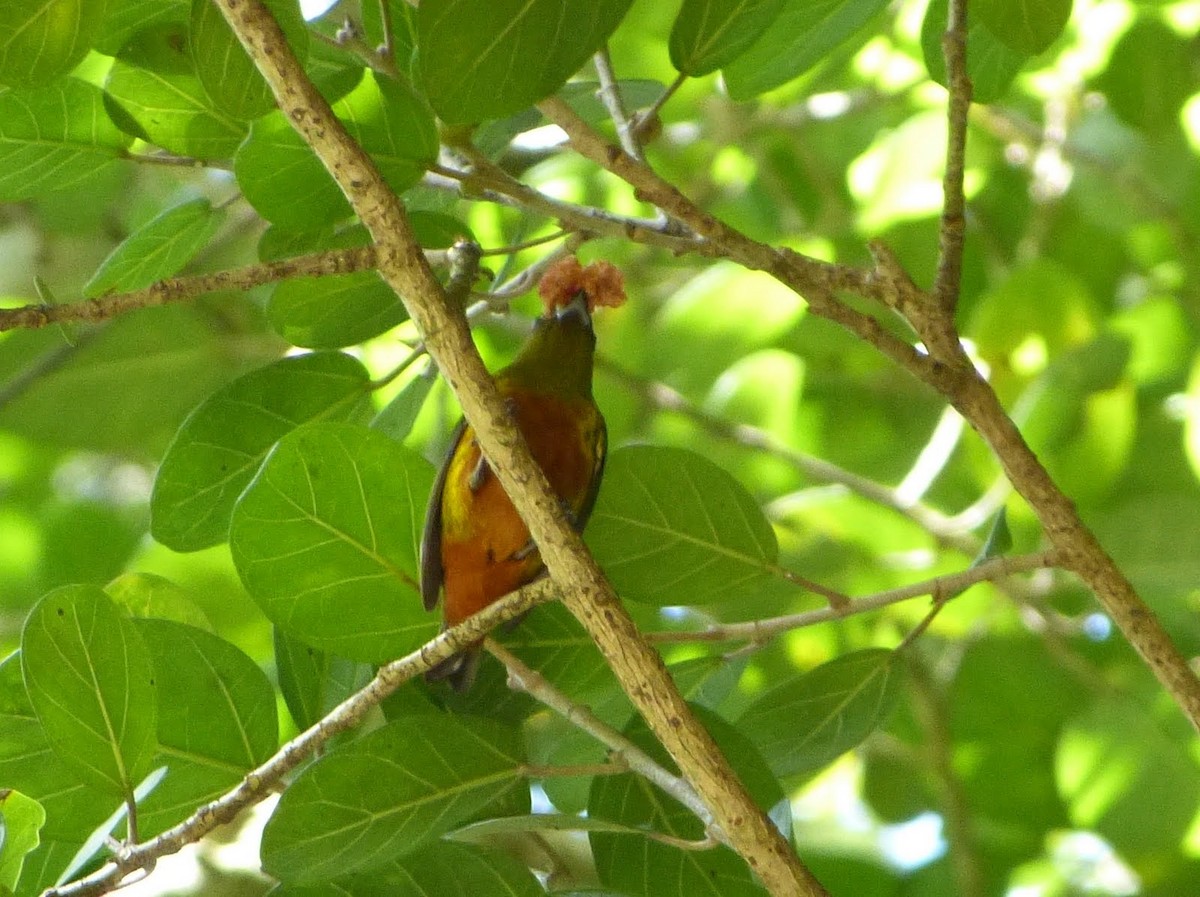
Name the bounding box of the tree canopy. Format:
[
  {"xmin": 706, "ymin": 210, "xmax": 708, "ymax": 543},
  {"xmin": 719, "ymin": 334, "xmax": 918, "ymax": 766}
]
[{"xmin": 0, "ymin": 0, "xmax": 1198, "ymax": 896}]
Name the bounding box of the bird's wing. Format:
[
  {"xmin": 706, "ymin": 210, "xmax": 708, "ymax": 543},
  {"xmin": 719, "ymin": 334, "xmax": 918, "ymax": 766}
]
[{"xmin": 420, "ymin": 418, "xmax": 467, "ymax": 611}]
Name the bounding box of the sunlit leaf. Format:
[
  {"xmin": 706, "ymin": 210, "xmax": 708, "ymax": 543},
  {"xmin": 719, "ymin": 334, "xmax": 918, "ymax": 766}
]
[
  {"xmin": 235, "ymin": 70, "xmax": 436, "ymax": 228},
  {"xmin": 0, "ymin": 789, "xmax": 44, "ymax": 892},
  {"xmin": 0, "ymin": 0, "xmax": 104, "ymax": 88},
  {"xmin": 0, "ymin": 653, "xmax": 115, "ymax": 857},
  {"xmin": 104, "ymin": 23, "xmax": 248, "ymax": 159},
  {"xmin": 0, "ymin": 79, "xmax": 131, "ymax": 201},
  {"xmin": 105, "ymin": 573, "xmax": 212, "ymax": 630}
]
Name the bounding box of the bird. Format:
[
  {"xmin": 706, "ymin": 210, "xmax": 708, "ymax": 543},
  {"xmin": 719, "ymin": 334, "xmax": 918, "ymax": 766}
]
[{"xmin": 419, "ymin": 258, "xmax": 622, "ymax": 691}]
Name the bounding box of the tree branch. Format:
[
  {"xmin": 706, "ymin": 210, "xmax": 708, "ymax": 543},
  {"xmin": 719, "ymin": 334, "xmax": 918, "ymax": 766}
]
[
  {"xmin": 646, "ymin": 551, "xmax": 1056, "ymax": 647},
  {"xmin": 0, "ymin": 247, "xmax": 399, "ymax": 332},
  {"xmin": 211, "ymin": 2, "xmax": 826, "ymax": 895}
]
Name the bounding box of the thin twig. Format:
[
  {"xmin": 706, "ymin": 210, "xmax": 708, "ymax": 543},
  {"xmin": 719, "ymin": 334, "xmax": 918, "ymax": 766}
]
[
  {"xmin": 645, "ymin": 551, "xmax": 1056, "ymax": 647},
  {"xmin": 634, "ymin": 72, "xmax": 687, "ymax": 141},
  {"xmin": 375, "ymin": 0, "xmax": 394, "ymax": 62},
  {"xmin": 479, "ymin": 230, "xmax": 571, "ymax": 256},
  {"xmin": 593, "ymin": 46, "xmax": 643, "ymax": 160},
  {"xmin": 426, "ymin": 158, "xmax": 702, "ymax": 253},
  {"xmin": 121, "ymin": 151, "xmax": 228, "ymax": 170},
  {"xmin": 486, "ymin": 234, "xmax": 588, "ymax": 301},
  {"xmin": 933, "ymin": 0, "xmax": 973, "ymax": 311}
]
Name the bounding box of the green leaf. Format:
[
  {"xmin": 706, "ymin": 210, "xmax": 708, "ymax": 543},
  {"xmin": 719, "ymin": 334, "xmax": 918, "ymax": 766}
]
[
  {"xmin": 416, "ymin": 0, "xmax": 634, "ymax": 125},
  {"xmin": 974, "ymin": 0, "xmax": 1072, "ymax": 55},
  {"xmin": 371, "ymin": 369, "xmax": 436, "ymax": 442},
  {"xmin": 270, "ymin": 841, "xmax": 545, "ymax": 897},
  {"xmin": 94, "ymin": 0, "xmax": 188, "ymax": 56},
  {"xmin": 722, "ymin": 0, "xmax": 890, "ymax": 100},
  {"xmin": 235, "ymin": 70, "xmax": 436, "ymax": 229},
  {"xmin": 1095, "ymin": 18, "xmax": 1193, "ymax": 134},
  {"xmin": 0, "ymin": 790, "xmax": 44, "ymax": 892},
  {"xmin": 269, "ymin": 271, "xmax": 407, "ymax": 349},
  {"xmin": 151, "ymin": 352, "xmax": 372, "ymax": 552},
  {"xmin": 0, "ymin": 0, "xmax": 105, "ymax": 88},
  {"xmin": 105, "ymin": 573, "xmax": 212, "ymax": 629},
  {"xmin": 586, "ymin": 445, "xmax": 780, "ymax": 606},
  {"xmin": 190, "ymin": 0, "xmax": 309, "ymax": 120},
  {"xmin": 116, "ymin": 620, "xmax": 276, "ymax": 836},
  {"xmin": 0, "ymin": 79, "xmax": 131, "ymax": 201},
  {"xmin": 1057, "ymin": 695, "xmax": 1200, "ymax": 865},
  {"xmin": 275, "ymin": 628, "xmax": 373, "ymax": 732},
  {"xmin": 263, "ymin": 222, "xmax": 413, "ymax": 349},
  {"xmin": 589, "ymin": 706, "xmax": 781, "ymax": 897},
  {"xmin": 735, "ymin": 649, "xmax": 902, "ymax": 778},
  {"xmin": 952, "ymin": 638, "xmax": 1082, "ymax": 828},
  {"xmin": 972, "ymin": 509, "xmax": 1011, "ymax": 567},
  {"xmin": 503, "ymin": 603, "xmax": 610, "ymax": 697},
  {"xmin": 3, "ymin": 644, "xmax": 165, "ymax": 892},
  {"xmin": 103, "ymin": 23, "xmax": 248, "ymax": 159},
  {"xmin": 229, "ymin": 422, "xmax": 437, "ymax": 662},
  {"xmin": 261, "ymin": 715, "xmax": 524, "ymax": 883},
  {"xmin": 136, "ymin": 619, "xmax": 277, "ymax": 769},
  {"xmin": 0, "ymin": 303, "xmax": 282, "ymax": 457},
  {"xmin": 0, "ymin": 653, "xmax": 115, "ymax": 850},
  {"xmin": 669, "ymin": 0, "xmax": 785, "ymax": 76},
  {"xmin": 20, "ymin": 586, "xmax": 157, "ymax": 796},
  {"xmin": 84, "ymin": 199, "xmax": 225, "ymax": 298},
  {"xmin": 922, "ymin": 0, "xmax": 1029, "ymax": 104},
  {"xmin": 234, "ymin": 113, "xmax": 347, "ymax": 229}
]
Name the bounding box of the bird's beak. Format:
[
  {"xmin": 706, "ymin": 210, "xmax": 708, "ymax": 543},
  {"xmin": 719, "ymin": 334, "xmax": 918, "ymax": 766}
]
[{"xmin": 554, "ymin": 291, "xmax": 591, "ymax": 325}]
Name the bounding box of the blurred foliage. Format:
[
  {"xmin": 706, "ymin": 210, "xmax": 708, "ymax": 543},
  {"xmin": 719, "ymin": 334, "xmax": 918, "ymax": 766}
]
[{"xmin": 0, "ymin": 0, "xmax": 1199, "ymax": 895}]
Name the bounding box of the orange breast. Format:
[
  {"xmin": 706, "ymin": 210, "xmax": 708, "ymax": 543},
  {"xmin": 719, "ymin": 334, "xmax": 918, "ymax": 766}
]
[{"xmin": 438, "ymin": 387, "xmax": 602, "ymax": 626}]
